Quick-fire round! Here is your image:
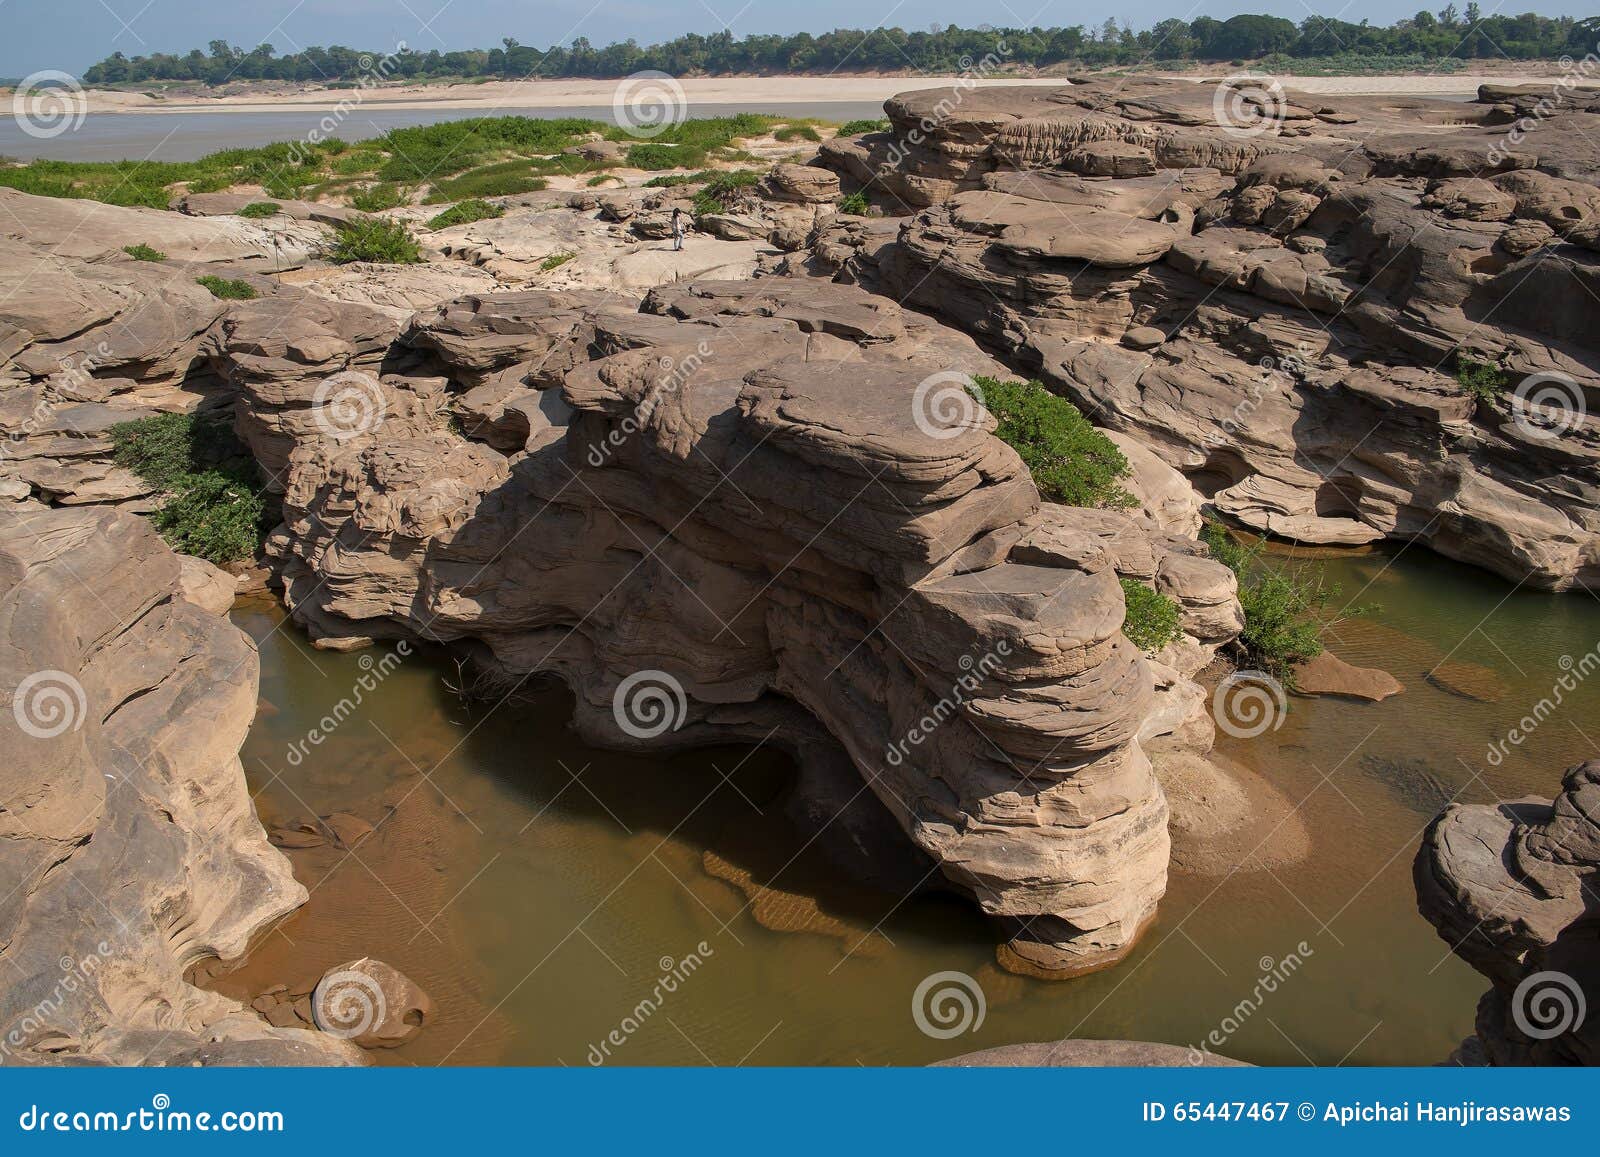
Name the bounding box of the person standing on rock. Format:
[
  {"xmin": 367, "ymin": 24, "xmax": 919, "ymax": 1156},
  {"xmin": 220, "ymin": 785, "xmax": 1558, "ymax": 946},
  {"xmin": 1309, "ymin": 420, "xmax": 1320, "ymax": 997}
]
[{"xmin": 671, "ymin": 207, "xmax": 685, "ymax": 252}]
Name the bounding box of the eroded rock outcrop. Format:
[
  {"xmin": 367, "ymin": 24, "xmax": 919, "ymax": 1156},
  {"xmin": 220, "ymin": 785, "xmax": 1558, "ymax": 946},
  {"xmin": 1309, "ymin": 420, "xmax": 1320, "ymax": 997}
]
[
  {"xmin": 816, "ymin": 79, "xmax": 1600, "ymax": 591},
  {"xmin": 0, "ymin": 503, "xmax": 358, "ymax": 1066},
  {"xmin": 1416, "ymin": 759, "xmax": 1600, "ymax": 1066},
  {"xmin": 215, "ymin": 277, "xmax": 1240, "ymax": 975}
]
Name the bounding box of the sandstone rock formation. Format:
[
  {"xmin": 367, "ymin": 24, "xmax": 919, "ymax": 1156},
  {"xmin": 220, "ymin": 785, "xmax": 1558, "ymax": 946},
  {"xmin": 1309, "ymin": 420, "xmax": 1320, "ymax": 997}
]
[
  {"xmin": 815, "ymin": 79, "xmax": 1600, "ymax": 591},
  {"xmin": 0, "ymin": 503, "xmax": 358, "ymax": 1066},
  {"xmin": 211, "ymin": 276, "xmax": 1240, "ymax": 975},
  {"xmin": 1416, "ymin": 759, "xmax": 1600, "ymax": 1066}
]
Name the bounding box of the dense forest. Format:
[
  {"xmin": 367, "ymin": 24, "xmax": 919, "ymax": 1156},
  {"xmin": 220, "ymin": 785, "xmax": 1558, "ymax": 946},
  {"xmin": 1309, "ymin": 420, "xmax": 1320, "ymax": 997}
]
[{"xmin": 82, "ymin": 11, "xmax": 1596, "ymax": 86}]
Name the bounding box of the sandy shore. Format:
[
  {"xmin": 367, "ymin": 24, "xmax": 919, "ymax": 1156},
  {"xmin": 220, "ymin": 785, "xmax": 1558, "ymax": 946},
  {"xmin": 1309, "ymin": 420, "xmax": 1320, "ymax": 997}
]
[{"xmin": 67, "ymin": 70, "xmax": 1570, "ymax": 115}]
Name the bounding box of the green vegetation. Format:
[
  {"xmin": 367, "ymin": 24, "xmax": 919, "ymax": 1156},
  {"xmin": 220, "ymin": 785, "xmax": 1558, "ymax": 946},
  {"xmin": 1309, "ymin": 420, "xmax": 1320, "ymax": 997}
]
[
  {"xmin": 85, "ymin": 15, "xmax": 1588, "ymax": 86},
  {"xmin": 348, "ymin": 182, "xmax": 408, "ymax": 211},
  {"xmin": 423, "ymin": 161, "xmax": 551, "ymax": 202},
  {"xmin": 109, "ymin": 412, "xmax": 269, "ymax": 564},
  {"xmin": 425, "ymin": 198, "xmax": 505, "ymax": 230},
  {"xmin": 689, "ymin": 169, "xmax": 762, "ymax": 216},
  {"xmin": 540, "ymin": 251, "xmax": 576, "ymax": 272},
  {"xmin": 1120, "ymin": 578, "xmax": 1183, "ymax": 653},
  {"xmin": 0, "ymin": 139, "xmax": 339, "ymax": 208},
  {"xmin": 1455, "ymin": 353, "xmax": 1511, "ymax": 405},
  {"xmin": 774, "ymin": 124, "xmax": 821, "ymax": 143},
  {"xmin": 235, "ymin": 200, "xmax": 281, "ymax": 218},
  {"xmin": 970, "ymin": 376, "xmax": 1137, "ymax": 510},
  {"xmin": 838, "ymin": 118, "xmax": 892, "ymax": 136},
  {"xmin": 1202, "ymin": 522, "xmax": 1372, "ymax": 683},
  {"xmin": 321, "ymin": 216, "xmax": 423, "ymax": 264},
  {"xmin": 838, "ymin": 191, "xmax": 870, "ymax": 215},
  {"xmin": 122, "ymin": 243, "xmax": 166, "ymax": 261},
  {"xmin": 195, "ymin": 275, "xmax": 257, "ymax": 300}
]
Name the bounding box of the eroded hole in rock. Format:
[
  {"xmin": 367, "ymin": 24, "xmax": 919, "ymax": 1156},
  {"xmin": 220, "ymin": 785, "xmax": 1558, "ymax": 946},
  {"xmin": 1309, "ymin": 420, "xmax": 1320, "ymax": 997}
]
[
  {"xmin": 1314, "ymin": 478, "xmax": 1363, "ymax": 518},
  {"xmin": 1187, "ymin": 449, "xmax": 1254, "ymax": 498}
]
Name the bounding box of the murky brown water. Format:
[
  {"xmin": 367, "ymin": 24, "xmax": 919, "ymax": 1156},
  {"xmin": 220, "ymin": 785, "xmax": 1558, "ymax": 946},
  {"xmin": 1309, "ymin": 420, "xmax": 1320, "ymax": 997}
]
[{"xmin": 214, "ymin": 541, "xmax": 1600, "ymax": 1066}]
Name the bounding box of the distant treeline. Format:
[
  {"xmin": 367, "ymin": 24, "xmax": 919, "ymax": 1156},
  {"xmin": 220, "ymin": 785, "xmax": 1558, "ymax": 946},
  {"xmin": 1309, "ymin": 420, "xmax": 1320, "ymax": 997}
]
[{"xmin": 82, "ymin": 11, "xmax": 1597, "ymax": 86}]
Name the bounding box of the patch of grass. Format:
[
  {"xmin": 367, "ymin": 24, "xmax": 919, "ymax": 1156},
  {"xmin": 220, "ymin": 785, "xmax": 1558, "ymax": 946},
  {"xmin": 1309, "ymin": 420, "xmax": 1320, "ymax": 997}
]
[
  {"xmin": 1120, "ymin": 578, "xmax": 1182, "ymax": 653},
  {"xmin": 122, "ymin": 243, "xmax": 166, "ymax": 261},
  {"xmin": 1455, "ymin": 353, "xmax": 1510, "ymax": 406},
  {"xmin": 585, "ymin": 173, "xmax": 615, "ymax": 187},
  {"xmin": 235, "ymin": 200, "xmax": 281, "ymax": 218},
  {"xmin": 625, "ymin": 142, "xmax": 691, "ymax": 171},
  {"xmin": 774, "ymin": 124, "xmax": 822, "ymax": 142},
  {"xmin": 837, "ymin": 118, "xmax": 891, "ymax": 135},
  {"xmin": 109, "ymin": 412, "xmax": 268, "ymax": 564},
  {"xmin": 540, "ymin": 250, "xmax": 576, "ymax": 272},
  {"xmin": 348, "ymin": 182, "xmax": 407, "ymax": 211},
  {"xmin": 970, "ymin": 376, "xmax": 1137, "ymax": 510},
  {"xmin": 425, "ymin": 198, "xmax": 505, "ymax": 230},
  {"xmin": 377, "ymin": 116, "xmax": 607, "ymax": 182},
  {"xmin": 195, "ymin": 275, "xmax": 257, "ymax": 300},
  {"xmin": 690, "ymin": 169, "xmax": 762, "ymax": 216},
  {"xmin": 424, "ymin": 161, "xmax": 551, "ymax": 202},
  {"xmin": 322, "ymin": 216, "xmax": 423, "ymax": 265},
  {"xmin": 838, "ymin": 191, "xmax": 870, "ymax": 215}
]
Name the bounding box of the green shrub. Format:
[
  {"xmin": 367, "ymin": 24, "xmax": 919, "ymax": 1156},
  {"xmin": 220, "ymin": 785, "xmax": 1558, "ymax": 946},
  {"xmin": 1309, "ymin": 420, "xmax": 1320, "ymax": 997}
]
[
  {"xmin": 969, "ymin": 376, "xmax": 1137, "ymax": 510},
  {"xmin": 690, "ymin": 169, "xmax": 761, "ymax": 216},
  {"xmin": 1455, "ymin": 353, "xmax": 1510, "ymax": 405},
  {"xmin": 625, "ymin": 142, "xmax": 692, "ymax": 171},
  {"xmin": 348, "ymin": 182, "xmax": 407, "ymax": 211},
  {"xmin": 109, "ymin": 413, "xmax": 268, "ymax": 564},
  {"xmin": 195, "ymin": 275, "xmax": 257, "ymax": 300},
  {"xmin": 425, "ymin": 198, "xmax": 505, "ymax": 229},
  {"xmin": 321, "ymin": 216, "xmax": 423, "ymax": 264},
  {"xmin": 236, "ymin": 200, "xmax": 281, "ymax": 218},
  {"xmin": 122, "ymin": 243, "xmax": 166, "ymax": 261},
  {"xmin": 838, "ymin": 191, "xmax": 870, "ymax": 215},
  {"xmin": 540, "ymin": 251, "xmax": 576, "ymax": 272},
  {"xmin": 1120, "ymin": 578, "xmax": 1182, "ymax": 652},
  {"xmin": 837, "ymin": 118, "xmax": 891, "ymax": 135},
  {"xmin": 774, "ymin": 124, "xmax": 821, "ymax": 142},
  {"xmin": 424, "ymin": 162, "xmax": 551, "ymax": 202}
]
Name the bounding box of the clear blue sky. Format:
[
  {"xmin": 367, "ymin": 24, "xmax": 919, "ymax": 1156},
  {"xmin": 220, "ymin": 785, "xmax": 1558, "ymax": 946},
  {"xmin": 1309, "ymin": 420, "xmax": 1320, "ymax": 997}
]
[{"xmin": 5, "ymin": 0, "xmax": 1591, "ymax": 78}]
